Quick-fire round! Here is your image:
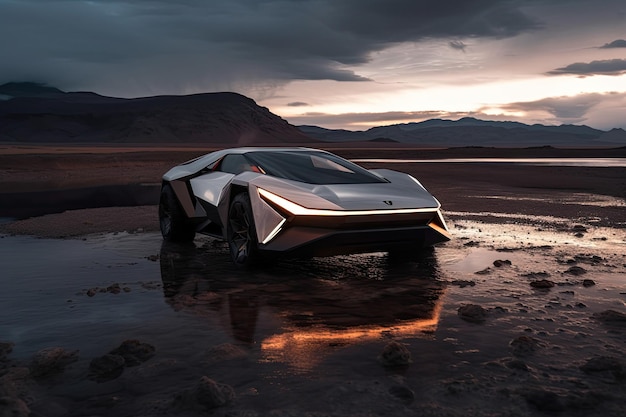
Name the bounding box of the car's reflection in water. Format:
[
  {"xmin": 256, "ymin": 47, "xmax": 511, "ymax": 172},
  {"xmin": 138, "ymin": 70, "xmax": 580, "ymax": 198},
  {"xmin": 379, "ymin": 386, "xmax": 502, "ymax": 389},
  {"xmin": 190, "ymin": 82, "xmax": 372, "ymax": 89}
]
[{"xmin": 159, "ymin": 239, "xmax": 446, "ymax": 370}]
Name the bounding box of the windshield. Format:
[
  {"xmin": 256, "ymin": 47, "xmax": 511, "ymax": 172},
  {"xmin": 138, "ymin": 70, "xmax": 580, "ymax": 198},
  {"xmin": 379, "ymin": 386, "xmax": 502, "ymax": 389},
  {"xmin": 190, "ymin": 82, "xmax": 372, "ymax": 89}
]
[{"xmin": 245, "ymin": 150, "xmax": 387, "ymax": 185}]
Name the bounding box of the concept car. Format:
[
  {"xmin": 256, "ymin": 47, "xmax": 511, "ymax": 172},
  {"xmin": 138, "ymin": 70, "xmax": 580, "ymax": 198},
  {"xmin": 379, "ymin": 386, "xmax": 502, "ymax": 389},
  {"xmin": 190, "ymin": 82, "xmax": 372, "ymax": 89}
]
[{"xmin": 159, "ymin": 147, "xmax": 451, "ymax": 265}]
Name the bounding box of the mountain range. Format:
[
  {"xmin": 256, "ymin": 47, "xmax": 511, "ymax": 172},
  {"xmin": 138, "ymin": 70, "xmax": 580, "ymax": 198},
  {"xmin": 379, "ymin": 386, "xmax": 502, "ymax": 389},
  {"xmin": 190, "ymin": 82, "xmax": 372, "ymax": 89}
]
[
  {"xmin": 1, "ymin": 82, "xmax": 625, "ymax": 147},
  {"xmin": 298, "ymin": 119, "xmax": 626, "ymax": 147},
  {"xmin": 0, "ymin": 82, "xmax": 309, "ymax": 145}
]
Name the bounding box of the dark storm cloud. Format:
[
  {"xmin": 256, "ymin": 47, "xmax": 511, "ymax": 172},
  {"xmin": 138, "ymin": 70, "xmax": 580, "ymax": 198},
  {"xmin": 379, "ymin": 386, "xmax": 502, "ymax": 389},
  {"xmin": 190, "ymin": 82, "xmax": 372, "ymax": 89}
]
[
  {"xmin": 548, "ymin": 59, "xmax": 626, "ymax": 76},
  {"xmin": 600, "ymin": 39, "xmax": 626, "ymax": 48},
  {"xmin": 498, "ymin": 93, "xmax": 606, "ymax": 122},
  {"xmin": 0, "ymin": 0, "xmax": 541, "ymax": 96},
  {"xmin": 324, "ymin": 0, "xmax": 539, "ymax": 41}
]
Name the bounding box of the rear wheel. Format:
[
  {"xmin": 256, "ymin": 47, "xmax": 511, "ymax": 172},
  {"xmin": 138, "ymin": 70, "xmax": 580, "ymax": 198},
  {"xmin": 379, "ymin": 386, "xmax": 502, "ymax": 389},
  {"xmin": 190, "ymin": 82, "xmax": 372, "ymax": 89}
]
[
  {"xmin": 159, "ymin": 185, "xmax": 196, "ymax": 242},
  {"xmin": 227, "ymin": 192, "xmax": 259, "ymax": 266}
]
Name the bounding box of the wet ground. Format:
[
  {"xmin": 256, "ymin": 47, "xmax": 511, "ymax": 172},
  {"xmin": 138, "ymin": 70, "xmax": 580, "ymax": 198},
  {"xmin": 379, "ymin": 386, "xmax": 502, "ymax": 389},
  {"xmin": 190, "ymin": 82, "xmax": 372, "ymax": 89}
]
[{"xmin": 1, "ymin": 213, "xmax": 625, "ymax": 417}]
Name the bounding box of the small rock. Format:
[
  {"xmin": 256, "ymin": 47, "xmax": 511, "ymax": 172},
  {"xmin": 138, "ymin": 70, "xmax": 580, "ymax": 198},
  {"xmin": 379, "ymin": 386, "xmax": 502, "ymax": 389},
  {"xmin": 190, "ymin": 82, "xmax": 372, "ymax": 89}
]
[
  {"xmin": 379, "ymin": 341, "xmax": 412, "ymax": 367},
  {"xmin": 29, "ymin": 347, "xmax": 79, "ymax": 377},
  {"xmin": 474, "ymin": 267, "xmax": 492, "ymax": 275},
  {"xmin": 86, "ymin": 288, "xmax": 97, "ymax": 297},
  {"xmin": 88, "ymin": 354, "xmax": 126, "ymax": 382},
  {"xmin": 0, "ymin": 397, "xmax": 30, "ymax": 417},
  {"xmin": 572, "ymin": 224, "xmax": 588, "ymax": 233},
  {"xmin": 107, "ymin": 283, "xmax": 121, "ymax": 294},
  {"xmin": 0, "ymin": 341, "xmax": 14, "ymax": 361},
  {"xmin": 582, "ymin": 279, "xmax": 596, "ymax": 287},
  {"xmin": 522, "ymin": 271, "xmax": 550, "ymax": 279},
  {"xmin": 522, "ymin": 388, "xmax": 566, "ymax": 412},
  {"xmin": 146, "ymin": 254, "xmax": 159, "ymax": 262},
  {"xmin": 195, "ymin": 376, "xmax": 235, "ymax": 408},
  {"xmin": 204, "ymin": 343, "xmax": 247, "ymax": 364},
  {"xmin": 580, "ymin": 356, "xmax": 624, "ymax": 379},
  {"xmin": 457, "ymin": 304, "xmax": 487, "ymax": 323},
  {"xmin": 140, "ymin": 281, "xmax": 161, "ymax": 290},
  {"xmin": 504, "ymin": 358, "xmax": 529, "ymax": 371},
  {"xmin": 450, "ymin": 280, "xmax": 476, "ymax": 288},
  {"xmin": 389, "ymin": 385, "xmax": 415, "ymax": 404},
  {"xmin": 530, "ymin": 279, "xmax": 555, "ymax": 289},
  {"xmin": 510, "ymin": 336, "xmax": 541, "ymax": 357},
  {"xmin": 592, "ymin": 309, "xmax": 626, "ymax": 323},
  {"xmin": 109, "ymin": 340, "xmax": 155, "ymax": 366},
  {"xmin": 565, "ymin": 390, "xmax": 605, "ymax": 410},
  {"xmin": 565, "ymin": 266, "xmax": 587, "ymax": 276},
  {"xmin": 493, "ymin": 259, "xmax": 512, "ymax": 267}
]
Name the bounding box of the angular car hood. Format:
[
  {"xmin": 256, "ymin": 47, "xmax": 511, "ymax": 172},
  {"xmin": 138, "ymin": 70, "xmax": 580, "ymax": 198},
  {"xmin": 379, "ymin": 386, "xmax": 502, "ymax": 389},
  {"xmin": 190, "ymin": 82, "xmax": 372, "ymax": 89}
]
[
  {"xmin": 310, "ymin": 182, "xmax": 439, "ymax": 210},
  {"xmin": 247, "ymin": 168, "xmax": 439, "ymax": 211}
]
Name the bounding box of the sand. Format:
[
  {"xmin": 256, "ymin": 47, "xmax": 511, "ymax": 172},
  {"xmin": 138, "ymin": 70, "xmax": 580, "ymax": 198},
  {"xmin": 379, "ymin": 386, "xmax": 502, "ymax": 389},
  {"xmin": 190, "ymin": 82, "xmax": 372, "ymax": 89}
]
[{"xmin": 0, "ymin": 145, "xmax": 625, "ymax": 416}]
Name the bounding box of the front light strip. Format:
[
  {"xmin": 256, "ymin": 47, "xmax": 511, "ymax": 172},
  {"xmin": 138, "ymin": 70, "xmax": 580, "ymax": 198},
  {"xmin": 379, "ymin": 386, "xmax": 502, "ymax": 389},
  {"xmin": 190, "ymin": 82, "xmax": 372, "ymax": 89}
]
[
  {"xmin": 261, "ymin": 218, "xmax": 286, "ymax": 244},
  {"xmin": 258, "ymin": 188, "xmax": 439, "ymax": 217}
]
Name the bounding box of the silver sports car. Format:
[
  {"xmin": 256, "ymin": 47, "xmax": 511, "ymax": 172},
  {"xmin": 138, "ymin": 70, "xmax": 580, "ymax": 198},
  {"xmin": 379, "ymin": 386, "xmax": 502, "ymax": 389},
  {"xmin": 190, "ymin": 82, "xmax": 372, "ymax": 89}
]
[{"xmin": 159, "ymin": 147, "xmax": 450, "ymax": 265}]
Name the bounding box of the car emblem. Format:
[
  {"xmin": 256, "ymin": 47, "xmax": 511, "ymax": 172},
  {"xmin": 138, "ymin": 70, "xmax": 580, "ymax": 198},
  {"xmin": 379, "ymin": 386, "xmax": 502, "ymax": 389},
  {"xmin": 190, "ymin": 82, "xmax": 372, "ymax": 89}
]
[{"xmin": 383, "ymin": 200, "xmax": 393, "ymax": 206}]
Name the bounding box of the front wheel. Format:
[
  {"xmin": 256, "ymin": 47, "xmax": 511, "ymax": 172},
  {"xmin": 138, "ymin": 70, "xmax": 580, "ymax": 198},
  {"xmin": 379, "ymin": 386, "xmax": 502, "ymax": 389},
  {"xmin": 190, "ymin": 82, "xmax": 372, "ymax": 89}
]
[
  {"xmin": 227, "ymin": 192, "xmax": 259, "ymax": 266},
  {"xmin": 159, "ymin": 184, "xmax": 196, "ymax": 242}
]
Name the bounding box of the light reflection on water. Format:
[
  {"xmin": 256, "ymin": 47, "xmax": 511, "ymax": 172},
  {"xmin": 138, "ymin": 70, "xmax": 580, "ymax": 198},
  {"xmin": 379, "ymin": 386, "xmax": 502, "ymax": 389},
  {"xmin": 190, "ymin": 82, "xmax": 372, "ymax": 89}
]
[
  {"xmin": 351, "ymin": 157, "xmax": 626, "ymax": 167},
  {"xmin": 159, "ymin": 240, "xmax": 446, "ymax": 371},
  {"xmin": 0, "ymin": 232, "xmax": 447, "ymax": 372}
]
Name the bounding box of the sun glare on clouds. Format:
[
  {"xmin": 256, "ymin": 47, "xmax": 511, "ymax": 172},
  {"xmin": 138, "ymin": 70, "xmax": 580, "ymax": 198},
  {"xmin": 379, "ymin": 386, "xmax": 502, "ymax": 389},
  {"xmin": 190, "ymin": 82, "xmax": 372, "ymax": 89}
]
[{"xmin": 271, "ymin": 66, "xmax": 626, "ymax": 130}]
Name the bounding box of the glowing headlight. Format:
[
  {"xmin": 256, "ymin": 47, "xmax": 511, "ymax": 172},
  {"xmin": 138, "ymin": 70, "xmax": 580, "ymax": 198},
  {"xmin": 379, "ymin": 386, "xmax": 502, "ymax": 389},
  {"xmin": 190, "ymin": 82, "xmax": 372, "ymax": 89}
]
[{"xmin": 258, "ymin": 188, "xmax": 439, "ymax": 216}]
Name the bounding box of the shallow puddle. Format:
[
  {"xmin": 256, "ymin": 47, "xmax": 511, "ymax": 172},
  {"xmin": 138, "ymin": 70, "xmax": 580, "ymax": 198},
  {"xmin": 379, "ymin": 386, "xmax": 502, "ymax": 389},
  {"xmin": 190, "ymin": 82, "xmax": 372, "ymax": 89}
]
[{"xmin": 1, "ymin": 218, "xmax": 625, "ymax": 416}]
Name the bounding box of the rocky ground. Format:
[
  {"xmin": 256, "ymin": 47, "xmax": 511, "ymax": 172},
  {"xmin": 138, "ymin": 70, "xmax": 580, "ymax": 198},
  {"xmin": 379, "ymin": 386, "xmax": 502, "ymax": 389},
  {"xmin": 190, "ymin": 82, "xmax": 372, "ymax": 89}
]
[{"xmin": 1, "ymin": 145, "xmax": 625, "ymax": 416}]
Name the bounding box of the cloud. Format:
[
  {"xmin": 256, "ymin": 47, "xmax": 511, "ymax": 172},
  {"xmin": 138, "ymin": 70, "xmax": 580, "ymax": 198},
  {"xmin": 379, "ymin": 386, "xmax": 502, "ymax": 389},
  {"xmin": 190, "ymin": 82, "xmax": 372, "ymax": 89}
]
[
  {"xmin": 600, "ymin": 39, "xmax": 626, "ymax": 48},
  {"xmin": 493, "ymin": 92, "xmax": 626, "ymax": 129},
  {"xmin": 287, "ymin": 110, "xmax": 467, "ymax": 129},
  {"xmin": 547, "ymin": 59, "xmax": 626, "ymax": 76},
  {"xmin": 0, "ymin": 0, "xmax": 541, "ymax": 96},
  {"xmin": 287, "ymin": 102, "xmax": 310, "ymax": 107},
  {"xmin": 497, "ymin": 93, "xmax": 607, "ymax": 123},
  {"xmin": 287, "ymin": 92, "xmax": 626, "ymax": 130},
  {"xmin": 326, "ymin": 0, "xmax": 539, "ymax": 41},
  {"xmin": 448, "ymin": 41, "xmax": 467, "ymax": 52}
]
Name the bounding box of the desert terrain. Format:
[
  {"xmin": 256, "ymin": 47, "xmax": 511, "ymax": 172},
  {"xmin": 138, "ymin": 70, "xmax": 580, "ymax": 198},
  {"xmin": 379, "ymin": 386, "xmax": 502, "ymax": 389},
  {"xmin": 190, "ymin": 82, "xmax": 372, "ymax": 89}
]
[{"xmin": 1, "ymin": 144, "xmax": 625, "ymax": 417}]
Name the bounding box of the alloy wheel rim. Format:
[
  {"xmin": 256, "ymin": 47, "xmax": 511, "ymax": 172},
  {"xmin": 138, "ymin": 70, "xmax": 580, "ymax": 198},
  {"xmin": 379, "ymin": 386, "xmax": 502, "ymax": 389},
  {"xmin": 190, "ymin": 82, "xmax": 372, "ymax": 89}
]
[
  {"xmin": 229, "ymin": 202, "xmax": 251, "ymax": 263},
  {"xmin": 160, "ymin": 200, "xmax": 172, "ymax": 236}
]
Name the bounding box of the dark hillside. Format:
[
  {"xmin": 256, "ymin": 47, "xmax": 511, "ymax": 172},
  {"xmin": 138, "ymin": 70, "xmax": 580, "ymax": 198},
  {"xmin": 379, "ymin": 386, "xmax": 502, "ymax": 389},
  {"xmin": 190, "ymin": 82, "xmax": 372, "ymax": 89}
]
[{"xmin": 0, "ymin": 83, "xmax": 312, "ymax": 144}]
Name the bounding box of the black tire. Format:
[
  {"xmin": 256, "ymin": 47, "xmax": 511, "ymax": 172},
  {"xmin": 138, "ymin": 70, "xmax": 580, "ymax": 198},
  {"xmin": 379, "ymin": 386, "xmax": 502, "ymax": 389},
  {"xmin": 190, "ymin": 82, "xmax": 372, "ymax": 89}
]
[
  {"xmin": 159, "ymin": 184, "xmax": 196, "ymax": 242},
  {"xmin": 227, "ymin": 192, "xmax": 259, "ymax": 266}
]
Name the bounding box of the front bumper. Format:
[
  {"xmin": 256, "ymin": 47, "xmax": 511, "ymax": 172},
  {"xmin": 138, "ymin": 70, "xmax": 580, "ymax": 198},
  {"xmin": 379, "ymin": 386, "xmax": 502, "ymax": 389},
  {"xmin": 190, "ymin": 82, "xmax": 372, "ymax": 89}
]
[{"xmin": 254, "ymin": 188, "xmax": 451, "ymax": 257}]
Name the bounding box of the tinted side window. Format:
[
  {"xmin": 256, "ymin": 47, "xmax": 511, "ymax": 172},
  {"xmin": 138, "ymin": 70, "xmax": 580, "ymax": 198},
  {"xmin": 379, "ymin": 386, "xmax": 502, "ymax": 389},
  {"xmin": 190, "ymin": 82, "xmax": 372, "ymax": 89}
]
[{"xmin": 219, "ymin": 154, "xmax": 252, "ymax": 175}]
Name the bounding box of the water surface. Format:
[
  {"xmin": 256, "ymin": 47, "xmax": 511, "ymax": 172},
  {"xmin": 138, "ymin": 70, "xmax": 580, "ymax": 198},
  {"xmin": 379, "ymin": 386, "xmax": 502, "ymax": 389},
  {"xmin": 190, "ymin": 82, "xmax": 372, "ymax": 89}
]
[{"xmin": 352, "ymin": 157, "xmax": 626, "ymax": 167}]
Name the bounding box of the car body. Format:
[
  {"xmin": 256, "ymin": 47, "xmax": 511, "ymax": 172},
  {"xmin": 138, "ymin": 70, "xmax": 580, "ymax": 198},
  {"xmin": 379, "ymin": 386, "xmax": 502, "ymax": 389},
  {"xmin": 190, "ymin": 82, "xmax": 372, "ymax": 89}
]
[{"xmin": 159, "ymin": 147, "xmax": 451, "ymax": 265}]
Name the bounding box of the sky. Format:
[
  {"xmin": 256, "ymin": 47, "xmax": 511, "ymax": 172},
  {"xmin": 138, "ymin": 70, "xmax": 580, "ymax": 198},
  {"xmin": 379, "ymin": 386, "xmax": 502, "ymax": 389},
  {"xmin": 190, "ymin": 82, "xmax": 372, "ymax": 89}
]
[{"xmin": 1, "ymin": 0, "xmax": 625, "ymax": 131}]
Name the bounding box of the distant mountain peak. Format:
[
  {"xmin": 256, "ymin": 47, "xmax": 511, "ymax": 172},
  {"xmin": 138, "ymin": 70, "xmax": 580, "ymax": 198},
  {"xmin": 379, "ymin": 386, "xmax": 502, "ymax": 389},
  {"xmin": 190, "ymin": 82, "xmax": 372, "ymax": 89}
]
[
  {"xmin": 0, "ymin": 86, "xmax": 312, "ymax": 144},
  {"xmin": 0, "ymin": 82, "xmax": 65, "ymax": 97},
  {"xmin": 298, "ymin": 117, "xmax": 625, "ymax": 147}
]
